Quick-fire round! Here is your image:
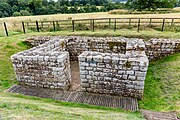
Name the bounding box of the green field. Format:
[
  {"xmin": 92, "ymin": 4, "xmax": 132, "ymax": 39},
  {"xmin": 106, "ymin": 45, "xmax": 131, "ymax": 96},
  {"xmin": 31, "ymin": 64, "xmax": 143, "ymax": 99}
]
[
  {"xmin": 2, "ymin": 12, "xmax": 180, "ymax": 37},
  {"xmin": 0, "ymin": 30, "xmax": 180, "ymax": 119}
]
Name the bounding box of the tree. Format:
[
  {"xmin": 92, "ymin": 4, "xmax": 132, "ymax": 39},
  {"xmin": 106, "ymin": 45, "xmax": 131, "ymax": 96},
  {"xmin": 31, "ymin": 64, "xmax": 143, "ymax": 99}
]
[
  {"xmin": 29, "ymin": 0, "xmax": 42, "ymax": 15},
  {"xmin": 7, "ymin": 0, "xmax": 18, "ymax": 6},
  {"xmin": 0, "ymin": 2, "xmax": 12, "ymax": 17},
  {"xmin": 176, "ymin": 0, "xmax": 180, "ymax": 6},
  {"xmin": 12, "ymin": 5, "xmax": 19, "ymax": 13},
  {"xmin": 78, "ymin": 7, "xmax": 86, "ymax": 13},
  {"xmin": 90, "ymin": 5, "xmax": 99, "ymax": 12},
  {"xmin": 126, "ymin": 0, "xmax": 177, "ymax": 11}
]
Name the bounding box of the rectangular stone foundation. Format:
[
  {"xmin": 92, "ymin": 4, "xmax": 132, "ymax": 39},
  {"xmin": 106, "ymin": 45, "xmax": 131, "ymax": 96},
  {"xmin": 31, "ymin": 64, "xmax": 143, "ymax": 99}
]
[{"xmin": 11, "ymin": 36, "xmax": 156, "ymax": 99}]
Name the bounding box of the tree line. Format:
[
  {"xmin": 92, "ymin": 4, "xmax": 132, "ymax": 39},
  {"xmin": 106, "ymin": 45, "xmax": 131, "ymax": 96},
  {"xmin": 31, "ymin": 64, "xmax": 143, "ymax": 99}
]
[
  {"xmin": 0, "ymin": 0, "xmax": 125, "ymax": 18},
  {"xmin": 1, "ymin": 0, "xmax": 180, "ymax": 18}
]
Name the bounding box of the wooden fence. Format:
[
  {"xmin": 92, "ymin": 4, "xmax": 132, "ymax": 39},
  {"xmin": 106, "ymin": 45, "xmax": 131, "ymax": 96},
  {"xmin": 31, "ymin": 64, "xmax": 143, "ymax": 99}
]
[{"xmin": 2, "ymin": 18, "xmax": 180, "ymax": 36}]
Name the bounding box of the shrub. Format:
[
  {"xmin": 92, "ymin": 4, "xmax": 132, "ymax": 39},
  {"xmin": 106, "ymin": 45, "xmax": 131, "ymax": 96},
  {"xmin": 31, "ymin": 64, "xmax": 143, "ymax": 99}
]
[
  {"xmin": 20, "ymin": 10, "xmax": 31, "ymax": 16},
  {"xmin": 13, "ymin": 12, "xmax": 21, "ymax": 17}
]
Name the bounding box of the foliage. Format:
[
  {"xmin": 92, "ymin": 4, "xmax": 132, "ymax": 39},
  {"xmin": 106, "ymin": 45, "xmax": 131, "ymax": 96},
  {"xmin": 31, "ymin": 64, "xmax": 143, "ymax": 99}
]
[
  {"xmin": 20, "ymin": 10, "xmax": 31, "ymax": 16},
  {"xmin": 13, "ymin": 12, "xmax": 21, "ymax": 17},
  {"xmin": 0, "ymin": 0, "xmax": 125, "ymax": 18},
  {"xmin": 126, "ymin": 0, "xmax": 177, "ymax": 11}
]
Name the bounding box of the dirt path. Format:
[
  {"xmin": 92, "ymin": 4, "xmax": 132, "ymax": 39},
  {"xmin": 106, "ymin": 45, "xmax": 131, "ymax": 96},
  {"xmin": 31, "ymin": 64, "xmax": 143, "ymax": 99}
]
[
  {"xmin": 69, "ymin": 61, "xmax": 81, "ymax": 91},
  {"xmin": 140, "ymin": 109, "xmax": 179, "ymax": 120}
]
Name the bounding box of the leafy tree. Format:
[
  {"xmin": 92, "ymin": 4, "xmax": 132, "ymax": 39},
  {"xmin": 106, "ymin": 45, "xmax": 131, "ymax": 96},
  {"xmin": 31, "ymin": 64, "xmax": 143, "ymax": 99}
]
[
  {"xmin": 69, "ymin": 6, "xmax": 78, "ymax": 13},
  {"xmin": 78, "ymin": 7, "xmax": 86, "ymax": 13},
  {"xmin": 0, "ymin": 2, "xmax": 12, "ymax": 17},
  {"xmin": 42, "ymin": 0, "xmax": 48, "ymax": 6},
  {"xmin": 29, "ymin": 0, "xmax": 42, "ymax": 15},
  {"xmin": 47, "ymin": 4, "xmax": 57, "ymax": 14},
  {"xmin": 12, "ymin": 5, "xmax": 19, "ymax": 13},
  {"xmin": 90, "ymin": 5, "xmax": 99, "ymax": 12},
  {"xmin": 7, "ymin": 0, "xmax": 18, "ymax": 7},
  {"xmin": 36, "ymin": 6, "xmax": 48, "ymax": 15},
  {"xmin": 18, "ymin": 0, "xmax": 29, "ymax": 11},
  {"xmin": 100, "ymin": 6, "xmax": 107, "ymax": 12},
  {"xmin": 126, "ymin": 0, "xmax": 177, "ymax": 11},
  {"xmin": 84, "ymin": 4, "xmax": 91, "ymax": 12}
]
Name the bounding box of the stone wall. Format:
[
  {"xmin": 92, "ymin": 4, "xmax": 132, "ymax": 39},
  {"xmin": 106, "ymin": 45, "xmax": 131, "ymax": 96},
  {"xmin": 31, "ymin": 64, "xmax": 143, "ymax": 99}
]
[
  {"xmin": 79, "ymin": 39, "xmax": 148, "ymax": 99},
  {"xmin": 26, "ymin": 36, "xmax": 180, "ymax": 61},
  {"xmin": 145, "ymin": 39, "xmax": 180, "ymax": 60},
  {"xmin": 11, "ymin": 36, "xmax": 180, "ymax": 99},
  {"xmin": 11, "ymin": 39, "xmax": 71, "ymax": 90}
]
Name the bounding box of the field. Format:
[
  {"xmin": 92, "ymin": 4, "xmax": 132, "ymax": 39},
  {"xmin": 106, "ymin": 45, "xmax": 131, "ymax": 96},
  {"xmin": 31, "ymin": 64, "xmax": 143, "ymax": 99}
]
[
  {"xmin": 2, "ymin": 12, "xmax": 180, "ymax": 37},
  {"xmin": 0, "ymin": 30, "xmax": 180, "ymax": 119}
]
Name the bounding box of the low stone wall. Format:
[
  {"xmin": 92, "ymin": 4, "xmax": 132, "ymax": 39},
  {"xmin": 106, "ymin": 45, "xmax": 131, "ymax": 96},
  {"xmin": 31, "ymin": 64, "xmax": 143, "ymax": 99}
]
[
  {"xmin": 145, "ymin": 39, "xmax": 180, "ymax": 60},
  {"xmin": 26, "ymin": 36, "xmax": 180, "ymax": 61},
  {"xmin": 79, "ymin": 38, "xmax": 148, "ymax": 99},
  {"xmin": 11, "ymin": 36, "xmax": 180, "ymax": 99},
  {"xmin": 11, "ymin": 39, "xmax": 71, "ymax": 90}
]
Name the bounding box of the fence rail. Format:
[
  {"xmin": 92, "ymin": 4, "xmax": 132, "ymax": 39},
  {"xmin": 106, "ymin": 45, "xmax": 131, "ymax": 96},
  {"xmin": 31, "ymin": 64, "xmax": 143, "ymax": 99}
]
[{"xmin": 2, "ymin": 17, "xmax": 180, "ymax": 37}]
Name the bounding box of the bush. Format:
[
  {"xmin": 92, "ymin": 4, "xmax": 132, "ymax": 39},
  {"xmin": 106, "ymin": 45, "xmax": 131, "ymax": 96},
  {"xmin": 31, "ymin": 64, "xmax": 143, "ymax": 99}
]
[
  {"xmin": 13, "ymin": 12, "xmax": 21, "ymax": 17},
  {"xmin": 20, "ymin": 10, "xmax": 31, "ymax": 16}
]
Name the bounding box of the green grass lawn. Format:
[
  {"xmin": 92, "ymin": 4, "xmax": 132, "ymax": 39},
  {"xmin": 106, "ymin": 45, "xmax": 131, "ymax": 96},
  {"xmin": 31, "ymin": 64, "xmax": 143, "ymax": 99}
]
[{"xmin": 0, "ymin": 31, "xmax": 179, "ymax": 119}]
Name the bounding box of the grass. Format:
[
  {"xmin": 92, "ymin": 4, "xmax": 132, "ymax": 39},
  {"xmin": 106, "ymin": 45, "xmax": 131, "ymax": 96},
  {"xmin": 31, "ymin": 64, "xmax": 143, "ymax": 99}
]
[
  {"xmin": 0, "ymin": 33, "xmax": 144, "ymax": 120},
  {"xmin": 0, "ymin": 31, "xmax": 179, "ymax": 119},
  {"xmin": 0, "ymin": 93, "xmax": 144, "ymax": 120},
  {"xmin": 2, "ymin": 29, "xmax": 180, "ymax": 40},
  {"xmin": 1, "ymin": 11, "xmax": 180, "ymax": 37},
  {"xmin": 139, "ymin": 53, "xmax": 180, "ymax": 116}
]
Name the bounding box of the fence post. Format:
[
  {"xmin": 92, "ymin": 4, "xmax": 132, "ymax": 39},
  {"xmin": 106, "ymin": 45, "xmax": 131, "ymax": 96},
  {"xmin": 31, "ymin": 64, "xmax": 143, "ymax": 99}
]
[
  {"xmin": 171, "ymin": 18, "xmax": 174, "ymax": 26},
  {"xmin": 41, "ymin": 22, "xmax": 43, "ymax": 29},
  {"xmin": 72, "ymin": 20, "xmax": 75, "ymax": 32},
  {"xmin": 56, "ymin": 21, "xmax": 60, "ymax": 30},
  {"xmin": 26, "ymin": 22, "xmax": 29, "ymax": 28},
  {"xmin": 3, "ymin": 22, "xmax": 8, "ymax": 37},
  {"xmin": 109, "ymin": 18, "xmax": 111, "ymax": 28},
  {"xmin": 92, "ymin": 19, "xmax": 95, "ymax": 31},
  {"xmin": 137, "ymin": 19, "xmax": 140, "ymax": 32},
  {"xmin": 22, "ymin": 21, "xmax": 26, "ymax": 34},
  {"xmin": 36, "ymin": 21, "xmax": 39, "ymax": 32},
  {"xmin": 114, "ymin": 19, "xmax": 116, "ymax": 31},
  {"xmin": 129, "ymin": 18, "xmax": 131, "ymax": 27},
  {"xmin": 149, "ymin": 18, "xmax": 152, "ymax": 26},
  {"xmin": 53, "ymin": 21, "xmax": 56, "ymax": 31},
  {"xmin": 162, "ymin": 19, "xmax": 165, "ymax": 32}
]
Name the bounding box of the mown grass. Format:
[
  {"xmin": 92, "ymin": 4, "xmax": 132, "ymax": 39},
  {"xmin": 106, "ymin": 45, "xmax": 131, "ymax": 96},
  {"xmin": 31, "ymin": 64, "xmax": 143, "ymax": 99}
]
[{"xmin": 0, "ymin": 32, "xmax": 179, "ymax": 119}]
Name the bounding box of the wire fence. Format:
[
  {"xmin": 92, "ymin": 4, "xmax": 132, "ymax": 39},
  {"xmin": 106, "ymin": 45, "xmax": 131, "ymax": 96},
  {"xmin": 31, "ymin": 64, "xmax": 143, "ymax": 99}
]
[{"xmin": 1, "ymin": 18, "xmax": 180, "ymax": 37}]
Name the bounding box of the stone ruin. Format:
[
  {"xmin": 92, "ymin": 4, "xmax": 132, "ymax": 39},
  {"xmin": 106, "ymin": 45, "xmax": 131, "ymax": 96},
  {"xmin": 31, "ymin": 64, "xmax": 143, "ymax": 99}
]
[{"xmin": 11, "ymin": 36, "xmax": 180, "ymax": 99}]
